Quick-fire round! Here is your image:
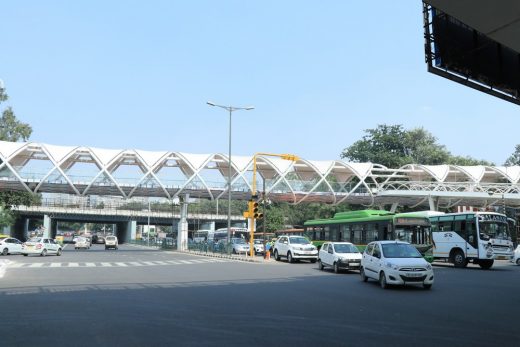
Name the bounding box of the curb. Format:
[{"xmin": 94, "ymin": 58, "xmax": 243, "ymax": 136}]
[{"xmin": 177, "ymin": 250, "xmax": 268, "ymax": 263}]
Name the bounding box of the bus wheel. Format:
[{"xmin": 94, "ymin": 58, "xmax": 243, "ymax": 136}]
[
  {"xmin": 478, "ymin": 260, "xmax": 494, "ymax": 270},
  {"xmin": 452, "ymin": 250, "xmax": 467, "ymax": 268}
]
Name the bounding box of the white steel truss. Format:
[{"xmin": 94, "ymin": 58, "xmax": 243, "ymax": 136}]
[{"xmin": 1, "ymin": 141, "xmax": 520, "ymax": 208}]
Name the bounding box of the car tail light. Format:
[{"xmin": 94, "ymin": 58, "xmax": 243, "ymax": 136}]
[{"xmin": 36, "ymin": 244, "xmax": 42, "ymax": 249}]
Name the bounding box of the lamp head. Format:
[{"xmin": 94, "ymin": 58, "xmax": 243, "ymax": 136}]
[{"xmin": 206, "ymin": 101, "xmax": 216, "ymax": 106}]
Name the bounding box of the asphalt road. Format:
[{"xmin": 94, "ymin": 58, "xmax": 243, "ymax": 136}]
[{"xmin": 1, "ymin": 244, "xmax": 519, "ymax": 347}]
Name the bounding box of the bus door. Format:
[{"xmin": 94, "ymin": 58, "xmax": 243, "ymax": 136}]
[{"xmin": 454, "ymin": 215, "xmax": 478, "ymax": 258}]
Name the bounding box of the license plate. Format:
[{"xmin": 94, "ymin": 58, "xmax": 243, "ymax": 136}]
[
  {"xmin": 26, "ymin": 245, "xmax": 34, "ymax": 249},
  {"xmin": 349, "ymin": 263, "xmax": 360, "ymax": 267},
  {"xmin": 405, "ymin": 272, "xmax": 422, "ymax": 277}
]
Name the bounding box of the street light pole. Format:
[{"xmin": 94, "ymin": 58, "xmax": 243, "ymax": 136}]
[{"xmin": 207, "ymin": 101, "xmax": 254, "ymax": 252}]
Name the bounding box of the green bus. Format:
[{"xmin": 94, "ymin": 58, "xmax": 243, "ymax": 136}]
[{"xmin": 303, "ymin": 210, "xmax": 433, "ymax": 260}]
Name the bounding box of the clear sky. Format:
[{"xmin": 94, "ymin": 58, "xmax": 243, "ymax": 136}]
[{"xmin": 1, "ymin": 1, "xmax": 518, "ymax": 165}]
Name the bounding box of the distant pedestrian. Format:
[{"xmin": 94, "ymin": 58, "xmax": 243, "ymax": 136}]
[{"xmin": 265, "ymin": 242, "xmax": 271, "ymax": 260}]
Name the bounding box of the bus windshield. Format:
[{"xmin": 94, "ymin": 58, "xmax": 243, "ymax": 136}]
[
  {"xmin": 394, "ymin": 225, "xmax": 431, "ymax": 245},
  {"xmin": 479, "ymin": 222, "xmax": 510, "ymax": 241}
]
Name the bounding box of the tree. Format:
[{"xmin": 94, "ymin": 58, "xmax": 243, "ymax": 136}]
[
  {"xmin": 0, "ymin": 86, "xmax": 32, "ymax": 142},
  {"xmin": 0, "ymin": 85, "xmax": 37, "ymax": 227},
  {"xmin": 505, "ymin": 144, "xmax": 520, "ymax": 166},
  {"xmin": 341, "ymin": 124, "xmax": 493, "ymax": 167}
]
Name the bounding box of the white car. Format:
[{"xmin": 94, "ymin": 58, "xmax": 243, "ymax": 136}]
[
  {"xmin": 273, "ymin": 236, "xmax": 318, "ymax": 263},
  {"xmin": 318, "ymin": 242, "xmax": 362, "ymax": 273},
  {"xmin": 231, "ymin": 238, "xmax": 249, "ymax": 254},
  {"xmin": 0, "ymin": 237, "xmax": 24, "ymax": 255},
  {"xmin": 105, "ymin": 236, "xmax": 118, "ymax": 250},
  {"xmin": 360, "ymin": 241, "xmax": 434, "ymax": 290},
  {"xmin": 22, "ymin": 237, "xmax": 63, "ymax": 257},
  {"xmin": 74, "ymin": 237, "xmax": 90, "ymax": 249},
  {"xmin": 512, "ymin": 245, "xmax": 520, "ymax": 265},
  {"xmin": 253, "ymin": 239, "xmax": 265, "ymax": 255}
]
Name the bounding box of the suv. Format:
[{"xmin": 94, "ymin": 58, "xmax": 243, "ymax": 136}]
[
  {"xmin": 273, "ymin": 236, "xmax": 318, "ymax": 263},
  {"xmin": 105, "ymin": 236, "xmax": 118, "ymax": 250},
  {"xmin": 360, "ymin": 241, "xmax": 434, "ymax": 290},
  {"xmin": 318, "ymin": 242, "xmax": 362, "ymax": 273}
]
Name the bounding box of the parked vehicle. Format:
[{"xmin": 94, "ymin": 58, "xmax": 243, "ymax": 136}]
[
  {"xmin": 360, "ymin": 241, "xmax": 434, "ymax": 290},
  {"xmin": 105, "ymin": 236, "xmax": 118, "ymax": 250},
  {"xmin": 512, "ymin": 245, "xmax": 520, "ymax": 265},
  {"xmin": 74, "ymin": 237, "xmax": 91, "ymax": 249},
  {"xmin": 21, "ymin": 237, "xmax": 63, "ymax": 257},
  {"xmin": 231, "ymin": 238, "xmax": 249, "ymax": 254},
  {"xmin": 0, "ymin": 237, "xmax": 24, "ymax": 255},
  {"xmin": 273, "ymin": 236, "xmax": 318, "ymax": 263},
  {"xmin": 253, "ymin": 239, "xmax": 265, "ymax": 255},
  {"xmin": 318, "ymin": 242, "xmax": 362, "ymax": 273}
]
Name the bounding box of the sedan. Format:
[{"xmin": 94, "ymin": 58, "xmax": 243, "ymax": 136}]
[
  {"xmin": 22, "ymin": 237, "xmax": 63, "ymax": 257},
  {"xmin": 318, "ymin": 242, "xmax": 362, "ymax": 273},
  {"xmin": 360, "ymin": 241, "xmax": 434, "ymax": 290},
  {"xmin": 0, "ymin": 237, "xmax": 24, "ymax": 255},
  {"xmin": 74, "ymin": 237, "xmax": 91, "ymax": 249}
]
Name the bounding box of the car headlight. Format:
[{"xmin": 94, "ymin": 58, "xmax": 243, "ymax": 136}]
[
  {"xmin": 426, "ymin": 264, "xmax": 432, "ymax": 270},
  {"xmin": 385, "ymin": 262, "xmax": 398, "ymax": 270}
]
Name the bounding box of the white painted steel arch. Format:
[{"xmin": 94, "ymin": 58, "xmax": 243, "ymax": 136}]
[{"xmin": 1, "ymin": 141, "xmax": 520, "ymax": 208}]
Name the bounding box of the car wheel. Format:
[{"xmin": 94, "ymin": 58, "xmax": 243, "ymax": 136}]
[
  {"xmin": 423, "ymin": 283, "xmax": 432, "ymax": 290},
  {"xmin": 515, "ymin": 258, "xmax": 520, "ymax": 265},
  {"xmin": 274, "ymin": 250, "xmax": 280, "ymax": 261},
  {"xmin": 318, "ymin": 259, "xmax": 324, "ymax": 270},
  {"xmin": 57, "ymin": 248, "xmax": 62, "ymax": 256},
  {"xmin": 23, "ymin": 253, "xmax": 28, "ymax": 256},
  {"xmin": 2, "ymin": 248, "xmax": 8, "ymax": 256},
  {"xmin": 310, "ymin": 259, "xmax": 316, "ymax": 264},
  {"xmin": 452, "ymin": 250, "xmax": 467, "ymax": 268},
  {"xmin": 115, "ymin": 247, "xmax": 118, "ymax": 250},
  {"xmin": 333, "ymin": 262, "xmax": 339, "ymax": 274},
  {"xmin": 105, "ymin": 247, "xmax": 108, "ymax": 250},
  {"xmin": 287, "ymin": 252, "xmax": 294, "ymax": 263},
  {"xmin": 41, "ymin": 249, "xmax": 47, "ymax": 257},
  {"xmin": 379, "ymin": 272, "xmax": 388, "ymax": 289},
  {"xmin": 360, "ymin": 267, "xmax": 368, "ymax": 282}
]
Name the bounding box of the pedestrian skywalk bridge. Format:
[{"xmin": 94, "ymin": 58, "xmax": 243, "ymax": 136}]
[
  {"xmin": 2, "ymin": 140, "xmax": 520, "ymax": 208},
  {"xmin": 7, "ymin": 258, "xmax": 230, "ymax": 269}
]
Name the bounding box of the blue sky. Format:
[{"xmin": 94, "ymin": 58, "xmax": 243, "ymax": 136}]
[{"xmin": 1, "ymin": 1, "xmax": 518, "ymax": 165}]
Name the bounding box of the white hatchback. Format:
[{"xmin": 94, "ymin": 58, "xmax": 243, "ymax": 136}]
[
  {"xmin": 512, "ymin": 245, "xmax": 520, "ymax": 265},
  {"xmin": 22, "ymin": 237, "xmax": 63, "ymax": 257},
  {"xmin": 360, "ymin": 241, "xmax": 434, "ymax": 290},
  {"xmin": 105, "ymin": 236, "xmax": 118, "ymax": 250},
  {"xmin": 318, "ymin": 242, "xmax": 362, "ymax": 273},
  {"xmin": 0, "ymin": 237, "xmax": 24, "ymax": 255},
  {"xmin": 74, "ymin": 237, "xmax": 90, "ymax": 250}
]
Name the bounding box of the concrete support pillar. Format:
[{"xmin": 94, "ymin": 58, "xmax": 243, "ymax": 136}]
[
  {"xmin": 177, "ymin": 194, "xmax": 189, "ymax": 251},
  {"xmin": 128, "ymin": 220, "xmax": 137, "ymax": 241},
  {"xmin": 428, "ymin": 196, "xmax": 439, "ymax": 211},
  {"xmin": 24, "ymin": 218, "xmax": 29, "ymax": 239},
  {"xmin": 390, "ymin": 202, "xmax": 399, "ymax": 213},
  {"xmin": 43, "ymin": 215, "xmax": 51, "ymax": 238},
  {"xmin": 200, "ymin": 221, "xmax": 215, "ymax": 231},
  {"xmin": 2, "ymin": 226, "xmax": 10, "ymax": 236}
]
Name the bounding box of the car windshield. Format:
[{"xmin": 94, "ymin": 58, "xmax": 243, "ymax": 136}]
[
  {"xmin": 289, "ymin": 236, "xmax": 310, "ymax": 245},
  {"xmin": 254, "ymin": 240, "xmax": 263, "ymax": 244},
  {"xmin": 381, "ymin": 243, "xmax": 422, "ymax": 258},
  {"xmin": 106, "ymin": 236, "xmax": 115, "ymax": 241},
  {"xmin": 232, "ymin": 238, "xmax": 246, "ymax": 244},
  {"xmin": 334, "ymin": 244, "xmax": 359, "ymax": 254},
  {"xmin": 27, "ymin": 237, "xmax": 42, "ymax": 243}
]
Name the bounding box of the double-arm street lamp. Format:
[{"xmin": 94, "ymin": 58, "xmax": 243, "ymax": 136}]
[{"xmin": 207, "ymin": 101, "xmax": 254, "ymax": 249}]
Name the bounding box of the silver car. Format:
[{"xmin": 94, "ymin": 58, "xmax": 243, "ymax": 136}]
[
  {"xmin": 231, "ymin": 238, "xmax": 250, "ymax": 254},
  {"xmin": 22, "ymin": 237, "xmax": 62, "ymax": 257}
]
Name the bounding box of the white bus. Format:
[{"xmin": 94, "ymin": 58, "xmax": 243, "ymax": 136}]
[
  {"xmin": 207, "ymin": 227, "xmax": 249, "ymax": 242},
  {"xmin": 429, "ymin": 212, "xmax": 514, "ymax": 269}
]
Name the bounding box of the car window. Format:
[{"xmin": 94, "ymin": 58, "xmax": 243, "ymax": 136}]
[
  {"xmin": 373, "ymin": 244, "xmax": 381, "ymax": 259},
  {"xmin": 328, "ymin": 245, "xmax": 334, "ymax": 254},
  {"xmin": 321, "ymin": 244, "xmax": 328, "ymax": 252},
  {"xmin": 365, "ymin": 243, "xmax": 374, "ymax": 255}
]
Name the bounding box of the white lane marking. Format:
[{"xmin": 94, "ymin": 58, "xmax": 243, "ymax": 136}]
[
  {"xmin": 142, "ymin": 261, "xmax": 157, "ymax": 266},
  {"xmin": 115, "ymin": 262, "xmax": 128, "ymax": 267},
  {"xmin": 50, "ymin": 263, "xmax": 62, "ymax": 267},
  {"xmin": 179, "ymin": 260, "xmax": 193, "ymax": 264},
  {"xmin": 68, "ymin": 262, "xmax": 79, "ymax": 267},
  {"xmin": 85, "ymin": 263, "xmax": 96, "ymax": 267},
  {"xmin": 128, "ymin": 262, "xmax": 144, "ymax": 266},
  {"xmin": 166, "ymin": 260, "xmax": 182, "ymax": 265},
  {"xmin": 100, "ymin": 262, "xmax": 113, "ymax": 267},
  {"xmin": 29, "ymin": 263, "xmax": 44, "ymax": 268}
]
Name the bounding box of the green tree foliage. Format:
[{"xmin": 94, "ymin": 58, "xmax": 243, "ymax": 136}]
[
  {"xmin": 505, "ymin": 144, "xmax": 520, "ymax": 166},
  {"xmin": 341, "ymin": 124, "xmax": 493, "ymax": 167},
  {"xmin": 0, "ymin": 85, "xmax": 37, "ymax": 227}
]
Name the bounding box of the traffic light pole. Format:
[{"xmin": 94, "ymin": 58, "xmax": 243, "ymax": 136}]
[{"xmin": 248, "ymin": 153, "xmax": 299, "ymax": 257}]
